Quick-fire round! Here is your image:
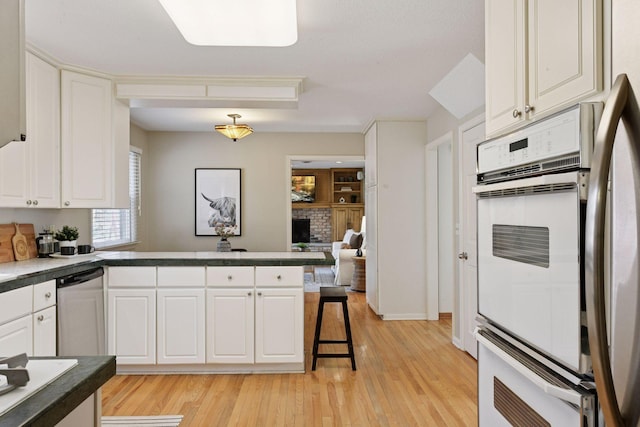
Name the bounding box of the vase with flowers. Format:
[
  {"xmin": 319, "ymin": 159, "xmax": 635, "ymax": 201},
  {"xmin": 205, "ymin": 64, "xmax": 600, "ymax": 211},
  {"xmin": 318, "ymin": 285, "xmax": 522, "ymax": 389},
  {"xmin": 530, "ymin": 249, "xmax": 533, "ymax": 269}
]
[{"xmin": 214, "ymin": 223, "xmax": 237, "ymax": 252}]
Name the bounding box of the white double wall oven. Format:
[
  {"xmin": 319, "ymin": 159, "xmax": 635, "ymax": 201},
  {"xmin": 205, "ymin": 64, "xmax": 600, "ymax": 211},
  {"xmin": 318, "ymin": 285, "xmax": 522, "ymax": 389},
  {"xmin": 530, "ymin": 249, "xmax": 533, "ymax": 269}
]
[{"xmin": 474, "ymin": 104, "xmax": 602, "ymax": 426}]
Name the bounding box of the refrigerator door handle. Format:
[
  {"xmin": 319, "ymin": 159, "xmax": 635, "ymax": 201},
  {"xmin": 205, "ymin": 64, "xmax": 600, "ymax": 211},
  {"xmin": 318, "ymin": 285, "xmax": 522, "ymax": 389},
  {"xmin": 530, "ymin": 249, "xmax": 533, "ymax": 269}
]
[{"xmin": 586, "ymin": 73, "xmax": 640, "ymax": 427}]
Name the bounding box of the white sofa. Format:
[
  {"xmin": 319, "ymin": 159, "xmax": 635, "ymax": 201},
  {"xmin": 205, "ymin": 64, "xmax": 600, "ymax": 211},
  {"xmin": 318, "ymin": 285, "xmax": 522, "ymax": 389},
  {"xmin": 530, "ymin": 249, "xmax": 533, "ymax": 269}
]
[{"xmin": 331, "ymin": 229, "xmax": 366, "ymax": 286}]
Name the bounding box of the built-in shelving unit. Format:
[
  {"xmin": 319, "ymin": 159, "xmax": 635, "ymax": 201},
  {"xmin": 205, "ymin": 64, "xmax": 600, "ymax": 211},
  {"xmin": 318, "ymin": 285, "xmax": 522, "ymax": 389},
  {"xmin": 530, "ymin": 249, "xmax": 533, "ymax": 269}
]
[{"xmin": 331, "ymin": 168, "xmax": 363, "ymax": 204}]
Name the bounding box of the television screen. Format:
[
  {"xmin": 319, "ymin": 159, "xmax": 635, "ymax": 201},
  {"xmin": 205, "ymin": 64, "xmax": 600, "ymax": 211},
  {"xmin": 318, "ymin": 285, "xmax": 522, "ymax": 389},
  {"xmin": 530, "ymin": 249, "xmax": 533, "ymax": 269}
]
[{"xmin": 291, "ymin": 175, "xmax": 315, "ymax": 202}]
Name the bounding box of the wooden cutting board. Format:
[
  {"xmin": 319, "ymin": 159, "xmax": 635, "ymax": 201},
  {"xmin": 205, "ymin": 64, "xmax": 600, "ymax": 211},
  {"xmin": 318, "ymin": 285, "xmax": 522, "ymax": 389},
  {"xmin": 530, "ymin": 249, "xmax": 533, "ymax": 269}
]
[
  {"xmin": 12, "ymin": 223, "xmax": 29, "ymax": 261},
  {"xmin": 0, "ymin": 223, "xmax": 38, "ymax": 263}
]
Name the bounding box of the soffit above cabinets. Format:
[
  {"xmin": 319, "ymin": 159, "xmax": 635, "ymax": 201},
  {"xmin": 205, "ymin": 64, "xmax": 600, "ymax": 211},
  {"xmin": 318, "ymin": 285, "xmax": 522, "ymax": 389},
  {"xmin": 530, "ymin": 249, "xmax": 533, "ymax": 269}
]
[{"xmin": 115, "ymin": 76, "xmax": 304, "ymax": 109}]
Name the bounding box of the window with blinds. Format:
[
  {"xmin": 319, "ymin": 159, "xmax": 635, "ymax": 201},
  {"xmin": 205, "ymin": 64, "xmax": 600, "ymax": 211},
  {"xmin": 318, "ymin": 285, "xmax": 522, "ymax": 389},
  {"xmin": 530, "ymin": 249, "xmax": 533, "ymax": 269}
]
[{"xmin": 92, "ymin": 149, "xmax": 141, "ymax": 248}]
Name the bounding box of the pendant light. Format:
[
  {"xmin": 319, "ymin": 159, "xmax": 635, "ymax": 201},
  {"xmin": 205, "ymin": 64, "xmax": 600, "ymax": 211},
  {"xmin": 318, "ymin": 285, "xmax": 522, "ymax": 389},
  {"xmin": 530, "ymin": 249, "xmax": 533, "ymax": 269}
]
[{"xmin": 215, "ymin": 114, "xmax": 253, "ymax": 142}]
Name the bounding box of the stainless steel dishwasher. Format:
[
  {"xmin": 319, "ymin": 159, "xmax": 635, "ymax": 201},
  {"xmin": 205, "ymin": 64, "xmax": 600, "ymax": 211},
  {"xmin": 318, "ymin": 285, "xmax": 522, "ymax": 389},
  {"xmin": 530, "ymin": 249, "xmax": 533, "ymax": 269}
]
[{"xmin": 56, "ymin": 267, "xmax": 105, "ymax": 356}]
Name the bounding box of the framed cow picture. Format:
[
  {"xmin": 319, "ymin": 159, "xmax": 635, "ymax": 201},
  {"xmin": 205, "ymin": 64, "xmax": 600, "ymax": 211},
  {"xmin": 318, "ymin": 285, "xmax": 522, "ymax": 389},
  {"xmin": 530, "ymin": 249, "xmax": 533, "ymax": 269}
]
[{"xmin": 195, "ymin": 168, "xmax": 241, "ymax": 236}]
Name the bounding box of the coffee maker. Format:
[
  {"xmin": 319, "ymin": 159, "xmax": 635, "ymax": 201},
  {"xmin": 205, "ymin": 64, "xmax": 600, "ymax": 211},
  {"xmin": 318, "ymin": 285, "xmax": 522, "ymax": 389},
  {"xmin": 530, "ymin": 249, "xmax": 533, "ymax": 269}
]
[{"xmin": 36, "ymin": 232, "xmax": 55, "ymax": 257}]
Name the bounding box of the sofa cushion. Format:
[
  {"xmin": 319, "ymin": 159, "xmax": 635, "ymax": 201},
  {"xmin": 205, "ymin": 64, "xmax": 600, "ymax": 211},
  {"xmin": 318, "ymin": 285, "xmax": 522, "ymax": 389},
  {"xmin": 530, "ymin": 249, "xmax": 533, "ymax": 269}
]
[
  {"xmin": 342, "ymin": 229, "xmax": 356, "ymax": 244},
  {"xmin": 349, "ymin": 232, "xmax": 363, "ymax": 249}
]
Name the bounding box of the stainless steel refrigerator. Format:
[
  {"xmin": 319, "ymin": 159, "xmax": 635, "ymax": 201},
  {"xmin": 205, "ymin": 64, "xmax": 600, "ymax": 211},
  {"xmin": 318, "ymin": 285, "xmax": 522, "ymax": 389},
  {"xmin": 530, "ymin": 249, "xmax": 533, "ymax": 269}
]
[{"xmin": 587, "ymin": 1, "xmax": 640, "ymax": 425}]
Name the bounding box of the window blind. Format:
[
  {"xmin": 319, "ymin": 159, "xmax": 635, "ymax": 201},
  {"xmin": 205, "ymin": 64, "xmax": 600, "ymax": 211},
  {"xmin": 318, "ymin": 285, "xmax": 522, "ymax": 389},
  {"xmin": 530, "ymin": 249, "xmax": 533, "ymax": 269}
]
[{"xmin": 92, "ymin": 149, "xmax": 141, "ymax": 248}]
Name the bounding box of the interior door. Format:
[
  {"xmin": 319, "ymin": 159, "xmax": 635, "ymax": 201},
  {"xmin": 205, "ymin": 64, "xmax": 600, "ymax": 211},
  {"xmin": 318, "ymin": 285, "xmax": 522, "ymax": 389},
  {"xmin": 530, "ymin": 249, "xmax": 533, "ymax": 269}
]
[{"xmin": 458, "ymin": 117, "xmax": 485, "ymax": 359}]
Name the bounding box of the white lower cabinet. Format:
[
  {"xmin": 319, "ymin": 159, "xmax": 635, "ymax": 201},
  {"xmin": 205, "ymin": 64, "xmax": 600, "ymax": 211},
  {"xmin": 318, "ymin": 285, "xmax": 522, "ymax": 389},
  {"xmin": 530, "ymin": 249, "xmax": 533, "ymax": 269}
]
[
  {"xmin": 106, "ymin": 265, "xmax": 304, "ymax": 372},
  {"xmin": 255, "ymin": 288, "xmax": 304, "ymax": 364},
  {"xmin": 0, "ymin": 315, "xmax": 33, "ymax": 356},
  {"xmin": 206, "ymin": 288, "xmax": 255, "ymax": 364},
  {"xmin": 33, "ymin": 306, "xmax": 56, "ymax": 356},
  {"xmin": 0, "ymin": 280, "xmax": 56, "ymax": 357},
  {"xmin": 157, "ymin": 288, "xmax": 205, "ymax": 364},
  {"xmin": 107, "ymin": 289, "xmax": 156, "ymax": 365}
]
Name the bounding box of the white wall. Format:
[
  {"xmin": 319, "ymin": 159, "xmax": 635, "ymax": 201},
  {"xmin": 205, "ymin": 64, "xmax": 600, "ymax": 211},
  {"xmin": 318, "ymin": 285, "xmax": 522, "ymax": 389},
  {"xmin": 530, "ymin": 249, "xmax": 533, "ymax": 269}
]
[
  {"xmin": 426, "ymin": 104, "xmax": 484, "ymax": 338},
  {"xmin": 375, "ymin": 120, "xmax": 429, "ymax": 319},
  {"xmin": 144, "ymin": 131, "xmax": 364, "ymax": 251}
]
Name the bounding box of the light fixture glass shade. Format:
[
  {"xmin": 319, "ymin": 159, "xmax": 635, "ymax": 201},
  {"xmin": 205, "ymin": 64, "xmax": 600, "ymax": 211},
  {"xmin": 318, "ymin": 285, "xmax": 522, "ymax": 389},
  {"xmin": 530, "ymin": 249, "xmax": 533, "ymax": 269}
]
[
  {"xmin": 360, "ymin": 216, "xmax": 366, "ymax": 233},
  {"xmin": 215, "ymin": 124, "xmax": 253, "ymax": 141},
  {"xmin": 215, "ymin": 114, "xmax": 253, "ymax": 141},
  {"xmin": 157, "ymin": 0, "xmax": 297, "ymax": 47}
]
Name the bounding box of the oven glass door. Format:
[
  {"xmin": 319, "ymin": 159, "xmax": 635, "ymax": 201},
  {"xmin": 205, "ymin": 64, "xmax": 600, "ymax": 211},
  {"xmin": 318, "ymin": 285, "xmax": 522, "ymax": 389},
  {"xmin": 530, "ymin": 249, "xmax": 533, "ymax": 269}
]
[{"xmin": 477, "ymin": 177, "xmax": 582, "ymax": 371}]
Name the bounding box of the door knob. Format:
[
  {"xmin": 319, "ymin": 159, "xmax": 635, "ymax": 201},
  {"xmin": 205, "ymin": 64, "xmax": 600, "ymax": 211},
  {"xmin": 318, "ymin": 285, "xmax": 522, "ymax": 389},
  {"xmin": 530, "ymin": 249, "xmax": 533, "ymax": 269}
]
[{"xmin": 458, "ymin": 252, "xmax": 468, "ymax": 260}]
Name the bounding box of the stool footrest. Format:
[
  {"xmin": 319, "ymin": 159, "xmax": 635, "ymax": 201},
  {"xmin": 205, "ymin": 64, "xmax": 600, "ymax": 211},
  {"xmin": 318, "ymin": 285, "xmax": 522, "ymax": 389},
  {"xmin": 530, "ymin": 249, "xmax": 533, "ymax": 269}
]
[
  {"xmin": 317, "ymin": 339, "xmax": 349, "ymax": 344},
  {"xmin": 315, "ymin": 354, "xmax": 353, "ymax": 358}
]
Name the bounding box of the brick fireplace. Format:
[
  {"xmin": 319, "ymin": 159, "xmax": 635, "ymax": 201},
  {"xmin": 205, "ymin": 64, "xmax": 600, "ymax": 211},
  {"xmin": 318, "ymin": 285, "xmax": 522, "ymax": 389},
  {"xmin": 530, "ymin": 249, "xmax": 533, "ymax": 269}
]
[{"xmin": 291, "ymin": 208, "xmax": 332, "ymax": 243}]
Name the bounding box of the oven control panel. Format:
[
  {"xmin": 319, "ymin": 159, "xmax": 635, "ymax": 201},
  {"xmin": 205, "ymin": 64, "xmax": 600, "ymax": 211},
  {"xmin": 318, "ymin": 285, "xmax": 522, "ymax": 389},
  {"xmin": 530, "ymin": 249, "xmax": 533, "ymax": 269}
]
[{"xmin": 477, "ymin": 104, "xmax": 599, "ymax": 177}]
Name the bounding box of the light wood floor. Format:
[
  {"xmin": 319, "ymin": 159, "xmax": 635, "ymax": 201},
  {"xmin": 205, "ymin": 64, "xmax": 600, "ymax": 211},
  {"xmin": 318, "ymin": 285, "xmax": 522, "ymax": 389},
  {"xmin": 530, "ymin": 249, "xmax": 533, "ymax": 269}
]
[{"xmin": 101, "ymin": 291, "xmax": 478, "ymax": 426}]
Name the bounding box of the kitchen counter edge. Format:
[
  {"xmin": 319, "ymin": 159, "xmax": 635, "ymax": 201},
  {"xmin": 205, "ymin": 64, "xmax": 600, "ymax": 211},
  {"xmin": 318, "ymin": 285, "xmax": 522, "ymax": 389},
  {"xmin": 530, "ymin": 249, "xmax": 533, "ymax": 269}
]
[
  {"xmin": 0, "ymin": 356, "xmax": 116, "ymax": 427},
  {"xmin": 0, "ymin": 252, "xmax": 335, "ymax": 294}
]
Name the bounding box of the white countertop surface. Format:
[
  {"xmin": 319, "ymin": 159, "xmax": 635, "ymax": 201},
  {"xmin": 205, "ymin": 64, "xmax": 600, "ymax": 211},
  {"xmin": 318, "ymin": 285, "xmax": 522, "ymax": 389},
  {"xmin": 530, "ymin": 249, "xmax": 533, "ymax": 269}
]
[
  {"xmin": 0, "ymin": 251, "xmax": 328, "ymax": 283},
  {"xmin": 98, "ymin": 251, "xmax": 327, "ymax": 260}
]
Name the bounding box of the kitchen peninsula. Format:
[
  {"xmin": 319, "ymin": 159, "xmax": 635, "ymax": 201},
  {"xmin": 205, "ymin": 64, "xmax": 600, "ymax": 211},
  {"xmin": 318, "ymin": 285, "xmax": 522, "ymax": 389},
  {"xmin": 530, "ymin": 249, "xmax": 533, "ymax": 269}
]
[{"xmin": 0, "ymin": 251, "xmax": 334, "ymax": 377}]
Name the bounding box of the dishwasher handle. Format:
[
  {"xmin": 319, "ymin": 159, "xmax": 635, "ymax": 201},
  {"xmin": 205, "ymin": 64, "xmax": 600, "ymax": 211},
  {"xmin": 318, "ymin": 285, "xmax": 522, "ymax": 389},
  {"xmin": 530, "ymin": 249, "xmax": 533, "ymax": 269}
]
[{"xmin": 57, "ymin": 267, "xmax": 104, "ymax": 288}]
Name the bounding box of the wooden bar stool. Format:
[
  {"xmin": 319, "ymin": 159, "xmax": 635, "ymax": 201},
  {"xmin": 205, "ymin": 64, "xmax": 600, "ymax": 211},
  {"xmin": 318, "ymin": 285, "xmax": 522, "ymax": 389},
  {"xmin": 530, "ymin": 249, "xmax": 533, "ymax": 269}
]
[{"xmin": 311, "ymin": 286, "xmax": 356, "ymax": 371}]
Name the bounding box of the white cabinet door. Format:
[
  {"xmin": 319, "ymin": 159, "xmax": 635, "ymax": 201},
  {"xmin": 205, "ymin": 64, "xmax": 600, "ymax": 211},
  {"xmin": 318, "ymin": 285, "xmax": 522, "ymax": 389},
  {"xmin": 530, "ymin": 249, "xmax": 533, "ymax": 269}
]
[
  {"xmin": 60, "ymin": 70, "xmax": 113, "ymax": 208},
  {"xmin": 0, "ymin": 316, "xmax": 33, "ymax": 356},
  {"xmin": 255, "ymin": 288, "xmax": 304, "ymax": 364},
  {"xmin": 33, "ymin": 306, "xmax": 56, "ymax": 356},
  {"xmin": 26, "ymin": 53, "xmax": 60, "ymax": 208},
  {"xmin": 526, "ymin": 0, "xmax": 601, "ymax": 118},
  {"xmin": 0, "ymin": 53, "xmax": 59, "ymax": 208},
  {"xmin": 108, "ymin": 289, "xmax": 156, "ymax": 365},
  {"xmin": 484, "ymin": 0, "xmax": 602, "ymax": 138},
  {"xmin": 206, "ymin": 288, "xmax": 254, "ymax": 364},
  {"xmin": 157, "ymin": 289, "xmax": 205, "ymax": 364},
  {"xmin": 484, "ymin": 0, "xmax": 526, "ymax": 137}
]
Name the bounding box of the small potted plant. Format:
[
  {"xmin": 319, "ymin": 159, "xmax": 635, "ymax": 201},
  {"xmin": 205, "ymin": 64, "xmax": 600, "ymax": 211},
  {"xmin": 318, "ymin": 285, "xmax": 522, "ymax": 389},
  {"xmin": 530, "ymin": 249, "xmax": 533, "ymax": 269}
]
[
  {"xmin": 295, "ymin": 242, "xmax": 310, "ymax": 252},
  {"xmin": 54, "ymin": 225, "xmax": 79, "ymax": 250}
]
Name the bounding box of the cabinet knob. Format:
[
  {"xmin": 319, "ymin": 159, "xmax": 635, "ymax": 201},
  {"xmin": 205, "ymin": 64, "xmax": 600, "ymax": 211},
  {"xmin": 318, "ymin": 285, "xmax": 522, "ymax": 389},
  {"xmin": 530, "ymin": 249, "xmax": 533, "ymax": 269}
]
[
  {"xmin": 32, "ymin": 200, "xmax": 38, "ymax": 206},
  {"xmin": 26, "ymin": 200, "xmax": 32, "ymax": 206},
  {"xmin": 37, "ymin": 315, "xmax": 44, "ymax": 322},
  {"xmin": 64, "ymin": 201, "xmax": 70, "ymax": 206},
  {"xmin": 258, "ymin": 292, "xmax": 263, "ymax": 296},
  {"xmin": 458, "ymin": 252, "xmax": 468, "ymax": 260},
  {"xmin": 45, "ymin": 292, "xmax": 52, "ymax": 299},
  {"xmin": 524, "ymin": 104, "xmax": 534, "ymax": 113},
  {"xmin": 512, "ymin": 109, "xmax": 521, "ymax": 118},
  {"xmin": 227, "ymin": 275, "xmax": 233, "ymax": 281},
  {"xmin": 247, "ymin": 291, "xmax": 252, "ymax": 296},
  {"xmin": 276, "ymin": 275, "xmax": 282, "ymax": 280}
]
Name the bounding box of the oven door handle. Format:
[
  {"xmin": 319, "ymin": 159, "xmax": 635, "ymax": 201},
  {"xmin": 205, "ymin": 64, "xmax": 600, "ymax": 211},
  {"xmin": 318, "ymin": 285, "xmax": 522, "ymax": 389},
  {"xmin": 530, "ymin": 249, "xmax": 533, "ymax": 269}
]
[
  {"xmin": 472, "ymin": 171, "xmax": 579, "ymax": 194},
  {"xmin": 475, "ymin": 331, "xmax": 582, "ymax": 406},
  {"xmin": 586, "ymin": 73, "xmax": 640, "ymax": 427}
]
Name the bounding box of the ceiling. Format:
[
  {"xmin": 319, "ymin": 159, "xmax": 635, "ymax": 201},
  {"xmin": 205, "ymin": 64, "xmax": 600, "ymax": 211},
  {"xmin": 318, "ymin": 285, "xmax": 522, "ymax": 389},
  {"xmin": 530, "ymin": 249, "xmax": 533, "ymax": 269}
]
[{"xmin": 24, "ymin": 0, "xmax": 485, "ymax": 134}]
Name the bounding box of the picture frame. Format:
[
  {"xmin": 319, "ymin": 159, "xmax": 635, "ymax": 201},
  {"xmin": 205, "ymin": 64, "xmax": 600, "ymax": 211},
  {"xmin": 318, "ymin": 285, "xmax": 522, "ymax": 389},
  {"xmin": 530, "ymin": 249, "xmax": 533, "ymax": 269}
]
[
  {"xmin": 291, "ymin": 175, "xmax": 316, "ymax": 202},
  {"xmin": 195, "ymin": 168, "xmax": 241, "ymax": 236}
]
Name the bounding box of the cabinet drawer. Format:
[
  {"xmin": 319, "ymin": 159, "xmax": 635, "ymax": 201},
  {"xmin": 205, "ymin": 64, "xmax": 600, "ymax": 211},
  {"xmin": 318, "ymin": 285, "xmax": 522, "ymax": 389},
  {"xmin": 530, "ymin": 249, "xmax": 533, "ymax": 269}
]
[
  {"xmin": 0, "ymin": 286, "xmax": 33, "ymax": 324},
  {"xmin": 107, "ymin": 267, "xmax": 156, "ymax": 287},
  {"xmin": 158, "ymin": 267, "xmax": 205, "ymax": 287},
  {"xmin": 255, "ymin": 266, "xmax": 303, "ymax": 287},
  {"xmin": 206, "ymin": 267, "xmax": 254, "ymax": 287},
  {"xmin": 33, "ymin": 280, "xmax": 56, "ymax": 312}
]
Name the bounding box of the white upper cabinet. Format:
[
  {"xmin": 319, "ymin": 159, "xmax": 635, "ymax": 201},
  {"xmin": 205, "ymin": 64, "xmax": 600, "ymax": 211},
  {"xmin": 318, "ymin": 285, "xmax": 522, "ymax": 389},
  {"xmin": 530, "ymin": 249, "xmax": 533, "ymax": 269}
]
[
  {"xmin": 60, "ymin": 70, "xmax": 113, "ymax": 208},
  {"xmin": 0, "ymin": 52, "xmax": 60, "ymax": 208},
  {"xmin": 485, "ymin": 0, "xmax": 602, "ymax": 138}
]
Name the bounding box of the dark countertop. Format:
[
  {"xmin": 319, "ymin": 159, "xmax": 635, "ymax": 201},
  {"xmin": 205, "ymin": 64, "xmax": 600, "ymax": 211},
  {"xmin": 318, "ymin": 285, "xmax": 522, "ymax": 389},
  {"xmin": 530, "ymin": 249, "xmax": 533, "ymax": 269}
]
[
  {"xmin": 0, "ymin": 356, "xmax": 116, "ymax": 427},
  {"xmin": 0, "ymin": 251, "xmax": 335, "ymax": 294}
]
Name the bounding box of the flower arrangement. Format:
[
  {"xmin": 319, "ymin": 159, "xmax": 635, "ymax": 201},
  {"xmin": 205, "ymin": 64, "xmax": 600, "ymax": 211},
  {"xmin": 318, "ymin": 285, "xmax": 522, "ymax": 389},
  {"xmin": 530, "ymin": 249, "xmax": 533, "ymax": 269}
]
[
  {"xmin": 54, "ymin": 225, "xmax": 79, "ymax": 242},
  {"xmin": 214, "ymin": 223, "xmax": 237, "ymax": 239}
]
